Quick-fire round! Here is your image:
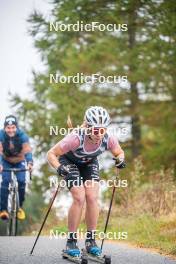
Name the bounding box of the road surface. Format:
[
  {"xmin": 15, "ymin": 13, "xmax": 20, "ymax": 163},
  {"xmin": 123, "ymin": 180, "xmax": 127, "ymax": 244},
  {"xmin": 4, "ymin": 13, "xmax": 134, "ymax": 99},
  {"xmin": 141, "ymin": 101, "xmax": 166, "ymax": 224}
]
[{"xmin": 0, "ymin": 236, "xmax": 176, "ymax": 264}]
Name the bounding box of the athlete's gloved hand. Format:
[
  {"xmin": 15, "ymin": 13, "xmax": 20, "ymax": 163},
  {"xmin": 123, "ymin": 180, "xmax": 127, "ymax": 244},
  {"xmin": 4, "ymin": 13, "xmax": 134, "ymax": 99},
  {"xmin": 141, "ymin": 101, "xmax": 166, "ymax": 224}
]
[
  {"xmin": 114, "ymin": 157, "xmax": 126, "ymax": 169},
  {"xmin": 57, "ymin": 164, "xmax": 70, "ymax": 178},
  {"xmin": 27, "ymin": 162, "xmax": 33, "ymax": 173}
]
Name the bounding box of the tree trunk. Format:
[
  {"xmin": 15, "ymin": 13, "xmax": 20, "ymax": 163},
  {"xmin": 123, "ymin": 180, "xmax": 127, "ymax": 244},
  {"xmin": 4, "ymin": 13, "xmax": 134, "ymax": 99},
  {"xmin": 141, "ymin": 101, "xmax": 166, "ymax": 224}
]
[{"xmin": 128, "ymin": 2, "xmax": 141, "ymax": 157}]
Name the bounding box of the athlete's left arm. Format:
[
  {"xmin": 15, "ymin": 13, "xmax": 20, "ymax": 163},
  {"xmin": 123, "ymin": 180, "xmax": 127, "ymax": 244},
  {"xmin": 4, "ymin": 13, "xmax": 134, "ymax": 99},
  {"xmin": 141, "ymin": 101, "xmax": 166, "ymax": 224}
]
[
  {"xmin": 108, "ymin": 136, "xmax": 124, "ymax": 158},
  {"xmin": 111, "ymin": 145, "xmax": 125, "ymax": 159},
  {"xmin": 21, "ymin": 132, "xmax": 33, "ymax": 170},
  {"xmin": 108, "ymin": 136, "xmax": 126, "ymax": 169}
]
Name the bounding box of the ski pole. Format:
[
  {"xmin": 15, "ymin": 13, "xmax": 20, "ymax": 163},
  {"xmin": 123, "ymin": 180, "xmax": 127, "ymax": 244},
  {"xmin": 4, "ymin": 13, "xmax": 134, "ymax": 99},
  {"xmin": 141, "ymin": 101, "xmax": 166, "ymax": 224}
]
[
  {"xmin": 30, "ymin": 183, "xmax": 60, "ymax": 255},
  {"xmin": 100, "ymin": 168, "xmax": 120, "ymax": 250}
]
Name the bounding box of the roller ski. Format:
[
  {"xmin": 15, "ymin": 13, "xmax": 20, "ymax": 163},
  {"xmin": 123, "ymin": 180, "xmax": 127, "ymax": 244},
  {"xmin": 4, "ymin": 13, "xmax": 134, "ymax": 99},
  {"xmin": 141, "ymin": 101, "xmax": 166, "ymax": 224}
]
[
  {"xmin": 62, "ymin": 238, "xmax": 88, "ymax": 264},
  {"xmin": 82, "ymin": 239, "xmax": 111, "ymax": 264}
]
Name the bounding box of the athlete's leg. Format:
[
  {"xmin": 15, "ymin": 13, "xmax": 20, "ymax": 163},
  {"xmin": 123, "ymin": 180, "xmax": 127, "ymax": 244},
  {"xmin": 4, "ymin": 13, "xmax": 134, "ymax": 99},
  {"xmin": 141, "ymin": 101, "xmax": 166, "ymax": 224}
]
[
  {"xmin": 66, "ymin": 186, "xmax": 84, "ymax": 257},
  {"xmin": 80, "ymin": 159, "xmax": 101, "ymax": 254},
  {"xmin": 59, "ymin": 156, "xmax": 86, "ymax": 232},
  {"xmin": 59, "ymin": 156, "xmax": 85, "ymax": 256},
  {"xmin": 0, "ymin": 159, "xmax": 12, "ymax": 211},
  {"xmin": 84, "ymin": 180, "xmax": 101, "ymax": 255},
  {"xmin": 84, "ymin": 180, "xmax": 99, "ymax": 231},
  {"xmin": 15, "ymin": 161, "xmax": 26, "ymax": 208},
  {"xmin": 80, "ymin": 159, "xmax": 100, "ymax": 231},
  {"xmin": 68, "ymin": 185, "xmax": 85, "ymax": 232}
]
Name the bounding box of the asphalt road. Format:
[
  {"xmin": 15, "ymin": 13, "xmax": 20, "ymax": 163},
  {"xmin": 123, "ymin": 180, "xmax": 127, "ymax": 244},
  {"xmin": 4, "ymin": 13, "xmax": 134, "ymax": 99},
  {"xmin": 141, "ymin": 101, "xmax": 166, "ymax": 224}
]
[{"xmin": 0, "ymin": 236, "xmax": 176, "ymax": 264}]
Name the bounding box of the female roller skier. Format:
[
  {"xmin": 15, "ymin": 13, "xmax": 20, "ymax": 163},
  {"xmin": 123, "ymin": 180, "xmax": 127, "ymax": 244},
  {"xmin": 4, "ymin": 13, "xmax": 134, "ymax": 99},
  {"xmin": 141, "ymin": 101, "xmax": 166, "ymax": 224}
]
[{"xmin": 47, "ymin": 106, "xmax": 126, "ymax": 257}]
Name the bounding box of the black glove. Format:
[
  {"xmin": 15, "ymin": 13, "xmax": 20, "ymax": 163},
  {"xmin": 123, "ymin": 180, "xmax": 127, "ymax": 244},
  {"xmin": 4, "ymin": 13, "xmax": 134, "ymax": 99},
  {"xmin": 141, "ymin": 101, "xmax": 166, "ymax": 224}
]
[
  {"xmin": 57, "ymin": 164, "xmax": 70, "ymax": 178},
  {"xmin": 114, "ymin": 157, "xmax": 126, "ymax": 169}
]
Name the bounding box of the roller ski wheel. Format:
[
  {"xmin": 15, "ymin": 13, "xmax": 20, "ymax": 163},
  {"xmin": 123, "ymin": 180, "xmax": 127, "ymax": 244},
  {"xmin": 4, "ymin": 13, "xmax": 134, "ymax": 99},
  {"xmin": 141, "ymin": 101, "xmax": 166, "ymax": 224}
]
[
  {"xmin": 82, "ymin": 249, "xmax": 111, "ymax": 264},
  {"xmin": 62, "ymin": 250, "xmax": 88, "ymax": 264},
  {"xmin": 81, "ymin": 257, "xmax": 88, "ymax": 264},
  {"xmin": 104, "ymin": 255, "xmax": 111, "ymax": 264}
]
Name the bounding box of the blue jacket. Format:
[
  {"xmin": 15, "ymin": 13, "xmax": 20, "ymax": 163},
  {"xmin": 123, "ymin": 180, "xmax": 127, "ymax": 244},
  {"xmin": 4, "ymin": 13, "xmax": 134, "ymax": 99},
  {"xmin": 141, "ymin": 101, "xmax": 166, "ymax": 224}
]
[{"xmin": 0, "ymin": 129, "xmax": 33, "ymax": 164}]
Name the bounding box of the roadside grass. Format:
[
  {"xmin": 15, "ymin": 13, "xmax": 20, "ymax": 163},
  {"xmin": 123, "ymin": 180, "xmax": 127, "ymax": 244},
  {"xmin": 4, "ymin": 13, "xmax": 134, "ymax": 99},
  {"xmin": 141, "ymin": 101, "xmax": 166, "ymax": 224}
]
[
  {"xmin": 46, "ymin": 212, "xmax": 176, "ymax": 257},
  {"xmin": 97, "ymin": 212, "xmax": 176, "ymax": 256}
]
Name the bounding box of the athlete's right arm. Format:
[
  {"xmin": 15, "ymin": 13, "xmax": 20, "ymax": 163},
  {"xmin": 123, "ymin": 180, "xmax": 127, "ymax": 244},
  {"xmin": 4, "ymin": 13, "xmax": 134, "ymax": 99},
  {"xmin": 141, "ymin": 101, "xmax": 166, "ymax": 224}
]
[
  {"xmin": 47, "ymin": 143, "xmax": 64, "ymax": 170},
  {"xmin": 47, "ymin": 133, "xmax": 80, "ymax": 171}
]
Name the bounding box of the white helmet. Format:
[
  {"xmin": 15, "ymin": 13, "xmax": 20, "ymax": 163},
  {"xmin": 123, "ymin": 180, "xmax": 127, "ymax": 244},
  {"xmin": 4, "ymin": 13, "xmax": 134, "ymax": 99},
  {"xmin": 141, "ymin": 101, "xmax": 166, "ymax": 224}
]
[{"xmin": 84, "ymin": 106, "xmax": 110, "ymax": 127}]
